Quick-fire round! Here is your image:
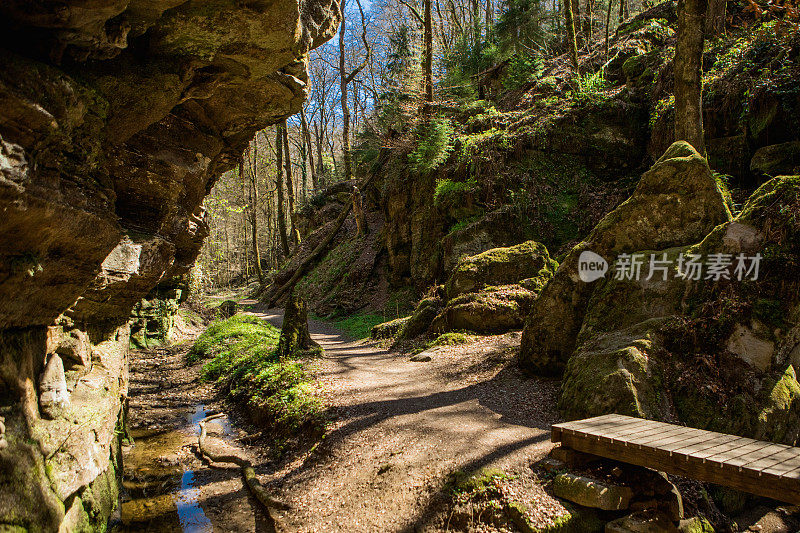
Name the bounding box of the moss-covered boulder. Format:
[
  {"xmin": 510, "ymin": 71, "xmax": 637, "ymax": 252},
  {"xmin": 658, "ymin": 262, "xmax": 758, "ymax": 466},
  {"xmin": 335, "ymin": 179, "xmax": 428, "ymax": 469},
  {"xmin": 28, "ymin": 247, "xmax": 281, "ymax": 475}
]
[
  {"xmin": 397, "ymin": 295, "xmax": 444, "ymax": 341},
  {"xmin": 750, "ymin": 142, "xmax": 800, "ymax": 178},
  {"xmin": 430, "ymin": 284, "xmax": 538, "ymax": 334},
  {"xmin": 371, "ymin": 316, "xmax": 411, "ymax": 340},
  {"xmin": 520, "ymin": 142, "xmax": 731, "ymax": 375},
  {"xmin": 559, "ymin": 322, "xmax": 667, "ymax": 421},
  {"xmin": 551, "ymin": 473, "xmax": 634, "ymax": 511},
  {"xmin": 445, "ymin": 240, "xmax": 556, "ymax": 299},
  {"xmin": 552, "ymin": 174, "xmax": 800, "ymax": 443}
]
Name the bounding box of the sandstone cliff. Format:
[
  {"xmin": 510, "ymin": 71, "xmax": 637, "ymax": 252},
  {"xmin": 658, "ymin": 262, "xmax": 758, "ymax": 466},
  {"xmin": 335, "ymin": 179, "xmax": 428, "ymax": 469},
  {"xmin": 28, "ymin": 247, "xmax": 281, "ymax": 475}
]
[{"xmin": 0, "ymin": 1, "xmax": 339, "ymax": 530}]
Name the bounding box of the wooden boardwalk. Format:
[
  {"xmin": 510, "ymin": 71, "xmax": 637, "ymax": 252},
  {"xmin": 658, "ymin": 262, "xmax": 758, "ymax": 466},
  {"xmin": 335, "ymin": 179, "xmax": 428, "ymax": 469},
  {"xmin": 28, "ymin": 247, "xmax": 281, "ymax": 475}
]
[{"xmin": 551, "ymin": 414, "xmax": 800, "ymax": 505}]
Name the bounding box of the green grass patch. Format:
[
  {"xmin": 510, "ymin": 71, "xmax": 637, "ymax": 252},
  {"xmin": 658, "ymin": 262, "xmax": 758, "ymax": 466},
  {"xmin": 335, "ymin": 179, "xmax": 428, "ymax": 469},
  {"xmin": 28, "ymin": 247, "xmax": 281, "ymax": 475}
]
[
  {"xmin": 320, "ymin": 313, "xmax": 388, "ymax": 340},
  {"xmin": 188, "ymin": 315, "xmax": 325, "ymax": 435}
]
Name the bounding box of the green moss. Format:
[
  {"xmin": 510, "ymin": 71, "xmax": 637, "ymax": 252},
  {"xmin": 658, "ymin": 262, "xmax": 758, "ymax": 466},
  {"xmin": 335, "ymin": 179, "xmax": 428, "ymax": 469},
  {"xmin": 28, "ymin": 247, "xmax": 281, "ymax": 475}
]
[
  {"xmin": 448, "ymin": 468, "xmax": 512, "ymax": 495},
  {"xmin": 188, "ymin": 315, "xmax": 325, "ymax": 436},
  {"xmin": 427, "ymin": 332, "xmax": 471, "ymax": 347},
  {"xmin": 188, "ymin": 314, "xmax": 280, "ymax": 368}
]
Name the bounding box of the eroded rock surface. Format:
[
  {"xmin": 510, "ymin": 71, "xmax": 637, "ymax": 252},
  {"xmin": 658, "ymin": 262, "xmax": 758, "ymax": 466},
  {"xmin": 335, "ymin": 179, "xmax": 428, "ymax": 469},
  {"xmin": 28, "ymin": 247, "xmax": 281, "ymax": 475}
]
[{"xmin": 0, "ymin": 0, "xmax": 339, "ymax": 529}]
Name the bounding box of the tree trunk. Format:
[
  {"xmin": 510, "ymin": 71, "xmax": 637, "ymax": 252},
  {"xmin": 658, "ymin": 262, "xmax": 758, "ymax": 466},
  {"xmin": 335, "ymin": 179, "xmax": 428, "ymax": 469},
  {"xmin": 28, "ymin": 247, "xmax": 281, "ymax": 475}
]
[
  {"xmin": 674, "ymin": 0, "xmax": 708, "ymax": 154},
  {"xmin": 352, "ymin": 185, "xmax": 368, "ymax": 236},
  {"xmin": 277, "ymin": 290, "xmax": 320, "ymax": 358},
  {"xmin": 423, "ymin": 0, "xmax": 434, "ymax": 107},
  {"xmin": 605, "ymin": 0, "xmax": 614, "ymax": 57},
  {"xmin": 565, "ymin": 0, "xmax": 580, "ymax": 73},
  {"xmin": 247, "ymin": 145, "xmax": 264, "ymax": 285},
  {"xmin": 300, "ymin": 108, "xmax": 317, "ymax": 192},
  {"xmin": 618, "ymin": 0, "xmax": 626, "ymax": 23},
  {"xmin": 339, "ymin": 5, "xmax": 353, "ymax": 182},
  {"xmin": 275, "ymin": 125, "xmax": 290, "ymax": 258},
  {"xmin": 282, "ymin": 121, "xmax": 300, "ymax": 246},
  {"xmin": 572, "ymin": 0, "xmax": 582, "ymax": 45},
  {"xmin": 705, "ymin": 0, "xmax": 726, "ymax": 37}
]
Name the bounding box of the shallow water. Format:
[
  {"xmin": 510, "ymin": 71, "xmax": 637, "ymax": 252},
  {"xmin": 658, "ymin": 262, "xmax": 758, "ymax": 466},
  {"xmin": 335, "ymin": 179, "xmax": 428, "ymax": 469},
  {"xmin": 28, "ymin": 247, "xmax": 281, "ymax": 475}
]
[
  {"xmin": 174, "ymin": 470, "xmax": 213, "ymax": 533},
  {"xmin": 118, "ymin": 404, "xmax": 224, "ymax": 532}
]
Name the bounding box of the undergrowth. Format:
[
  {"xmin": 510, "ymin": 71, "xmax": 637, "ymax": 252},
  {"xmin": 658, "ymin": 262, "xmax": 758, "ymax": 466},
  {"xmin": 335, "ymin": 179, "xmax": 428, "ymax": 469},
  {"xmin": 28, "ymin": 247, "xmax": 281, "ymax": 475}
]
[{"xmin": 188, "ymin": 315, "xmax": 326, "ymax": 436}]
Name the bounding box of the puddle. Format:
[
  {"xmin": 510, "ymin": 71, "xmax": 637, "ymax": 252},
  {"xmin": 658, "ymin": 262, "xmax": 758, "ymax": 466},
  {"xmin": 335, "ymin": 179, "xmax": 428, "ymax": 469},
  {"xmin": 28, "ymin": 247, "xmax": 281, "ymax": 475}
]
[
  {"xmin": 174, "ymin": 470, "xmax": 213, "ymax": 533},
  {"xmin": 120, "ymin": 427, "xmax": 214, "ymax": 531},
  {"xmin": 189, "ymin": 403, "xmax": 235, "ymax": 436}
]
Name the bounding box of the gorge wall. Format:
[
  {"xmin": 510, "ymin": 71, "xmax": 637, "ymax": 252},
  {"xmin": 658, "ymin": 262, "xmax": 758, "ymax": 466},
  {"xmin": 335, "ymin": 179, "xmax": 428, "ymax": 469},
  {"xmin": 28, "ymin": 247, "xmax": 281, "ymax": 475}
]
[{"xmin": 0, "ymin": 0, "xmax": 339, "ymax": 530}]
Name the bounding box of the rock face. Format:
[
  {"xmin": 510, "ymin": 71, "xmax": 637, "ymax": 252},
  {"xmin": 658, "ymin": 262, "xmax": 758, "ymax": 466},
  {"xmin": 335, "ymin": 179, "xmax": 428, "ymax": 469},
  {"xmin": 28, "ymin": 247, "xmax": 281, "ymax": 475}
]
[
  {"xmin": 528, "ymin": 143, "xmax": 800, "ymax": 445},
  {"xmin": 520, "ymin": 142, "xmax": 731, "ymax": 375},
  {"xmin": 0, "ymin": 0, "xmax": 339, "ymax": 529}
]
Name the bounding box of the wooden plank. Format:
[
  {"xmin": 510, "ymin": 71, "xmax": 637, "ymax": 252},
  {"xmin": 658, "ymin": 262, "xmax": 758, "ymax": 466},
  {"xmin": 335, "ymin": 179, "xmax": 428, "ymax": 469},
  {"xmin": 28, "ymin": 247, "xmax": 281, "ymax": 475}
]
[
  {"xmin": 748, "ymin": 449, "xmax": 800, "ymax": 474},
  {"xmin": 727, "ymin": 444, "xmax": 791, "ymax": 469},
  {"xmin": 559, "ymin": 432, "xmax": 800, "ymax": 505},
  {"xmin": 670, "ymin": 433, "xmax": 743, "ymax": 457},
  {"xmin": 690, "ymin": 437, "xmax": 753, "ymax": 460},
  {"xmin": 659, "ymin": 430, "xmax": 719, "ymax": 454},
  {"xmin": 627, "ymin": 425, "xmax": 697, "ymax": 447},
  {"xmin": 587, "ymin": 419, "xmax": 659, "ymax": 442}
]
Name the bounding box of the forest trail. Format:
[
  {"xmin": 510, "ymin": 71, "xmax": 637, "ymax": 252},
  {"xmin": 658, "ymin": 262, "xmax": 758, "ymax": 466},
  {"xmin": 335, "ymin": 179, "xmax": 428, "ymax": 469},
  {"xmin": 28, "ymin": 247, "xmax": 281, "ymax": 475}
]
[{"xmin": 247, "ymin": 302, "xmax": 561, "ymax": 532}]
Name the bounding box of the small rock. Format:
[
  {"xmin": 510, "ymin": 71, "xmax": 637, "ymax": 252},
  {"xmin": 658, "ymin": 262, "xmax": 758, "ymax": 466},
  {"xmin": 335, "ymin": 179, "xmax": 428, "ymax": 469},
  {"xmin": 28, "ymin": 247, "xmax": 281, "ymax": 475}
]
[
  {"xmin": 538, "ymin": 458, "xmax": 566, "ymax": 473},
  {"xmin": 39, "ymin": 354, "xmax": 70, "ymax": 419},
  {"xmin": 410, "ymin": 353, "xmax": 432, "ymax": 362},
  {"xmin": 677, "ymin": 517, "xmax": 714, "ymax": 533},
  {"xmin": 553, "ymin": 473, "xmax": 633, "ymax": 511},
  {"xmin": 606, "ymin": 510, "xmax": 678, "ymax": 532}
]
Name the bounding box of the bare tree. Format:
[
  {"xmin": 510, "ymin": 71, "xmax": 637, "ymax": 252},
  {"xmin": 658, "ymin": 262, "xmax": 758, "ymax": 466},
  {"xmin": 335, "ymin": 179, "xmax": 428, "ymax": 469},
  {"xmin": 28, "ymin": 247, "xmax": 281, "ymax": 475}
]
[{"xmin": 339, "ymin": 0, "xmax": 371, "ymax": 181}]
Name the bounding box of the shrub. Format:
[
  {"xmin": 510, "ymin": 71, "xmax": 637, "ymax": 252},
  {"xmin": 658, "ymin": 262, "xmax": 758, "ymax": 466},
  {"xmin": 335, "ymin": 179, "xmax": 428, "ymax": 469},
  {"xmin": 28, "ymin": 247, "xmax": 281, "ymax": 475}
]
[{"xmin": 434, "ymin": 177, "xmax": 478, "ymax": 207}]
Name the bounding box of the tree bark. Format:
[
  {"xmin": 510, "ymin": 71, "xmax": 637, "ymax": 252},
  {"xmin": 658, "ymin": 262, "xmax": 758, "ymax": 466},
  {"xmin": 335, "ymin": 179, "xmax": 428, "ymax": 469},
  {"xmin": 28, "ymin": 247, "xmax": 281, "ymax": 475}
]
[
  {"xmin": 247, "ymin": 144, "xmax": 264, "ymax": 284},
  {"xmin": 565, "ymin": 0, "xmax": 580, "ymax": 73},
  {"xmin": 275, "ymin": 125, "xmax": 291, "ymax": 258},
  {"xmin": 276, "ymin": 290, "xmax": 320, "ymax": 358},
  {"xmin": 282, "ymin": 120, "xmax": 300, "ymax": 246},
  {"xmin": 605, "ymin": 0, "xmax": 614, "ymax": 57},
  {"xmin": 300, "ymin": 108, "xmax": 317, "ymax": 192},
  {"xmin": 423, "ymin": 0, "xmax": 434, "ymax": 108},
  {"xmin": 705, "ymin": 0, "xmax": 726, "ymax": 37},
  {"xmin": 339, "ymin": 3, "xmax": 352, "ymax": 182},
  {"xmin": 674, "ymin": 0, "xmax": 708, "ymax": 154}
]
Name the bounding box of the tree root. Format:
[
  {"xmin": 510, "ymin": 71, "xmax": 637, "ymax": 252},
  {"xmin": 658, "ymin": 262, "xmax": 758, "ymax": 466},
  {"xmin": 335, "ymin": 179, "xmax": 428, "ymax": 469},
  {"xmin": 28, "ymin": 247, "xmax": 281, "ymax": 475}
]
[{"xmin": 197, "ymin": 415, "xmax": 290, "ymax": 513}]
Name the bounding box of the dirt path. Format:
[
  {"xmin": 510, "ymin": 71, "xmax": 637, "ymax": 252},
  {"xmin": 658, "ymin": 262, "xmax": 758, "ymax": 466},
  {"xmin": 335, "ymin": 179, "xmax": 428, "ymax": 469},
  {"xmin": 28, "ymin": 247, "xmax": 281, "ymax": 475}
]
[
  {"xmin": 120, "ymin": 304, "xmax": 561, "ymax": 532},
  {"xmin": 247, "ymin": 303, "xmax": 562, "ymax": 532}
]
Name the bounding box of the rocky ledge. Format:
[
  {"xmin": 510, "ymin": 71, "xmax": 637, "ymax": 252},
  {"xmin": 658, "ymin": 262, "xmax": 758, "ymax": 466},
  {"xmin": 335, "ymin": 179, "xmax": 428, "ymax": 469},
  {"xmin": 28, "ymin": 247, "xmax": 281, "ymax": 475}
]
[{"xmin": 0, "ymin": 0, "xmax": 339, "ymax": 530}]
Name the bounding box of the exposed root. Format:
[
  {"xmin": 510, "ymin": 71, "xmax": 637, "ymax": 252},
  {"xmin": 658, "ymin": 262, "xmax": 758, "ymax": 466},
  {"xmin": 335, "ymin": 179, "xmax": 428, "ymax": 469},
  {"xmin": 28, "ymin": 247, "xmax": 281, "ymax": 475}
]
[{"xmin": 197, "ymin": 416, "xmax": 291, "ymax": 515}]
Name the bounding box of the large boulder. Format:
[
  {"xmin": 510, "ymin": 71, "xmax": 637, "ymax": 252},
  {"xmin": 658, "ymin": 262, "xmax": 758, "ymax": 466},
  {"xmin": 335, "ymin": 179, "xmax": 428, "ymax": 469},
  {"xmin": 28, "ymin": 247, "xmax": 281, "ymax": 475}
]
[
  {"xmin": 445, "ymin": 240, "xmax": 556, "ymax": 299},
  {"xmin": 750, "ymin": 141, "xmax": 800, "ymax": 178},
  {"xmin": 520, "ymin": 142, "xmax": 731, "ymax": 375},
  {"xmin": 552, "ymin": 174, "xmax": 800, "ymax": 445},
  {"xmin": 431, "ymin": 284, "xmax": 538, "ymax": 334}
]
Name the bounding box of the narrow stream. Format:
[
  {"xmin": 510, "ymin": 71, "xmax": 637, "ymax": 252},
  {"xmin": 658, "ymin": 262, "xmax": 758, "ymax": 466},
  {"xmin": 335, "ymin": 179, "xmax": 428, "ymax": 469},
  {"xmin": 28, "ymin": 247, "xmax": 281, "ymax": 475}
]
[{"xmin": 117, "ymin": 404, "xmax": 234, "ymax": 532}]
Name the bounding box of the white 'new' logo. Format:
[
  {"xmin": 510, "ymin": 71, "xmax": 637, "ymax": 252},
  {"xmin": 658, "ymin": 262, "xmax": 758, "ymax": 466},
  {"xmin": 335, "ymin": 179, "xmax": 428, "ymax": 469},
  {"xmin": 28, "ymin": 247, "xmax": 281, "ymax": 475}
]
[{"xmin": 578, "ymin": 251, "xmax": 608, "ymax": 282}]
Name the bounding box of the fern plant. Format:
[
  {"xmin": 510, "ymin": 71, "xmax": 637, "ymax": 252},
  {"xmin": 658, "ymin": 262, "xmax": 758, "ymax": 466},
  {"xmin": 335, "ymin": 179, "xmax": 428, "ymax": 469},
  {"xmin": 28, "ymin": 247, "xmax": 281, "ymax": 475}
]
[{"xmin": 408, "ymin": 118, "xmax": 455, "ymax": 174}]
